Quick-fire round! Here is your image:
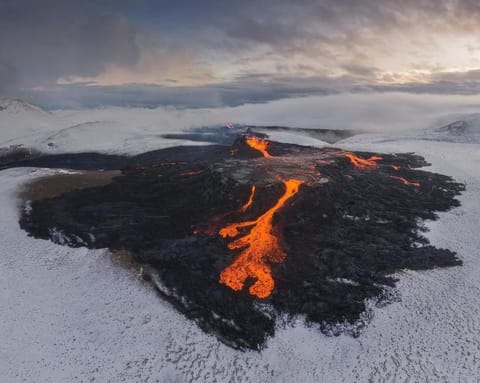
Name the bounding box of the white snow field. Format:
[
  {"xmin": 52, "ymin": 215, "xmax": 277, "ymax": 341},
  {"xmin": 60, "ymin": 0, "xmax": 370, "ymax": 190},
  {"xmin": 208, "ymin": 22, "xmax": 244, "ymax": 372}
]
[{"xmin": 1, "ymin": 95, "xmax": 480, "ymax": 382}]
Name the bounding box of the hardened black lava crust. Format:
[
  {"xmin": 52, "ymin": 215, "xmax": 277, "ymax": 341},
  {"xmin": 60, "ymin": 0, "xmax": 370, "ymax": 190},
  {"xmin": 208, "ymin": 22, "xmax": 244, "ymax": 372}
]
[{"xmin": 18, "ymin": 138, "xmax": 465, "ymax": 350}]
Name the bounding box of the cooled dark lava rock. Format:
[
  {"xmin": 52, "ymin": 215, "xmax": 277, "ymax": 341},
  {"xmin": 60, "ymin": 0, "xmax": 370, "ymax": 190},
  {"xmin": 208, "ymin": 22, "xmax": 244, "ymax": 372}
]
[{"xmin": 18, "ymin": 138, "xmax": 465, "ymax": 350}]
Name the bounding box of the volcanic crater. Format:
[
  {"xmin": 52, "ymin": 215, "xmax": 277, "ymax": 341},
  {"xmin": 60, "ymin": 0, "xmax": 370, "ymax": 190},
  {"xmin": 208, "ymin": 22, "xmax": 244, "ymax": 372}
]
[{"xmin": 18, "ymin": 136, "xmax": 465, "ymax": 350}]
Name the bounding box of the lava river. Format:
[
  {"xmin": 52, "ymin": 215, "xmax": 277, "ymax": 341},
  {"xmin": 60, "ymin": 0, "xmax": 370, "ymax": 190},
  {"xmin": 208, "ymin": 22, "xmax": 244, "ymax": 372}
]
[
  {"xmin": 219, "ymin": 178, "xmax": 303, "ymax": 298},
  {"xmin": 217, "ymin": 142, "xmax": 420, "ymax": 298},
  {"xmin": 217, "ymin": 137, "xmax": 303, "ymax": 298}
]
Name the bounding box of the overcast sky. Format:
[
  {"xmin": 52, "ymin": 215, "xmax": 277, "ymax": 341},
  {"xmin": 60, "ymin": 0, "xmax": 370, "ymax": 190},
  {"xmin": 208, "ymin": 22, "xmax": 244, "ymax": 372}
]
[{"xmin": 2, "ymin": 0, "xmax": 480, "ymax": 108}]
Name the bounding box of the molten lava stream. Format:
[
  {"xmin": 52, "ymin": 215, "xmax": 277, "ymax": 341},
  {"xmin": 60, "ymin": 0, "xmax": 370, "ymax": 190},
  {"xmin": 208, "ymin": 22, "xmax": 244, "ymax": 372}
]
[
  {"xmin": 180, "ymin": 170, "xmax": 204, "ymax": 176},
  {"xmin": 390, "ymin": 176, "xmax": 420, "ymax": 187},
  {"xmin": 344, "ymin": 152, "xmax": 382, "ymax": 169},
  {"xmin": 219, "ymin": 179, "xmax": 303, "ymax": 299},
  {"xmin": 240, "ymin": 185, "xmax": 256, "ymax": 212},
  {"xmin": 246, "ymin": 137, "xmax": 271, "ymax": 157}
]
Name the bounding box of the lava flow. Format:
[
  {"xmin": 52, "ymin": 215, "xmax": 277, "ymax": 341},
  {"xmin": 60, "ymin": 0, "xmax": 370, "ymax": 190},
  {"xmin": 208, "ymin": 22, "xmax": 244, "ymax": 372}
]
[
  {"xmin": 246, "ymin": 136, "xmax": 271, "ymax": 157},
  {"xmin": 390, "ymin": 176, "xmax": 420, "ymax": 187},
  {"xmin": 240, "ymin": 186, "xmax": 256, "ymax": 212},
  {"xmin": 180, "ymin": 170, "xmax": 205, "ymax": 176},
  {"xmin": 217, "ymin": 136, "xmax": 303, "ymax": 298},
  {"xmin": 345, "ymin": 152, "xmax": 382, "ymax": 169},
  {"xmin": 219, "ymin": 179, "xmax": 303, "ymax": 298},
  {"xmin": 18, "ymin": 139, "xmax": 466, "ymax": 350}
]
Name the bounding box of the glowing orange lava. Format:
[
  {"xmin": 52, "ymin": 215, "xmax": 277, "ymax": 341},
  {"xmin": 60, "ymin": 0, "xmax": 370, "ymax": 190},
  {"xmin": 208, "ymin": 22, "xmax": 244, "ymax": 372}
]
[
  {"xmin": 391, "ymin": 165, "xmax": 401, "ymax": 171},
  {"xmin": 345, "ymin": 152, "xmax": 382, "ymax": 169},
  {"xmin": 390, "ymin": 176, "xmax": 420, "ymax": 187},
  {"xmin": 240, "ymin": 186, "xmax": 256, "ymax": 212},
  {"xmin": 180, "ymin": 170, "xmax": 204, "ymax": 176},
  {"xmin": 219, "ymin": 179, "xmax": 303, "ymax": 299},
  {"xmin": 246, "ymin": 137, "xmax": 271, "ymax": 157}
]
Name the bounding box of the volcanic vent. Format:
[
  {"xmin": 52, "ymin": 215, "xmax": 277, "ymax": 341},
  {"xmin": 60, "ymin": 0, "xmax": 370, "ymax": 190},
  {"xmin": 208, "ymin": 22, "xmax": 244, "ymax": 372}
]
[{"xmin": 20, "ymin": 136, "xmax": 465, "ymax": 349}]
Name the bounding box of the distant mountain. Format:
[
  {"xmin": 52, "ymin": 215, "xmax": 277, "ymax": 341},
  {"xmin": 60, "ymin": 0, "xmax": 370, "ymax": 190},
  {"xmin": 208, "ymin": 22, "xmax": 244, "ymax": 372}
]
[
  {"xmin": 435, "ymin": 120, "xmax": 469, "ymax": 135},
  {"xmin": 430, "ymin": 115, "xmax": 480, "ymax": 143},
  {"xmin": 0, "ymin": 98, "xmax": 50, "ymax": 116}
]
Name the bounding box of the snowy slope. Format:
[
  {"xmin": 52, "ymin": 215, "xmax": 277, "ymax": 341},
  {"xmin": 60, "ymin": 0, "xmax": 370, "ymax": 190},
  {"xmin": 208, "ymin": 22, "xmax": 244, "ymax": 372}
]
[
  {"xmin": 1, "ymin": 102, "xmax": 480, "ymax": 382},
  {"xmin": 424, "ymin": 115, "xmax": 480, "ymax": 143},
  {"xmin": 0, "ymin": 98, "xmax": 50, "ymax": 115},
  {"xmin": 1, "ymin": 102, "xmax": 335, "ymax": 155},
  {"xmin": 337, "ymin": 114, "xmax": 480, "ymax": 146},
  {"xmin": 0, "ymin": 98, "xmax": 58, "ymax": 146},
  {"xmin": 4, "ymin": 92, "xmax": 480, "ymax": 155}
]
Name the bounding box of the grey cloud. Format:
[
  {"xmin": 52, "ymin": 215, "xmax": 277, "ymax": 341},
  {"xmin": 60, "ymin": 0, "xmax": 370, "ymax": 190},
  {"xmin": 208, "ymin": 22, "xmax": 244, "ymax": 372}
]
[
  {"xmin": 220, "ymin": 0, "xmax": 480, "ymax": 48},
  {"xmin": 373, "ymin": 69, "xmax": 480, "ymax": 95},
  {"xmin": 226, "ymin": 18, "xmax": 305, "ymax": 45},
  {"xmin": 341, "ymin": 63, "xmax": 379, "ymax": 78},
  {"xmin": 2, "ymin": 0, "xmax": 480, "ymax": 104},
  {"xmin": 18, "ymin": 80, "xmax": 335, "ymax": 110},
  {"xmin": 20, "ymin": 67, "xmax": 480, "ymax": 110},
  {"xmin": 0, "ymin": 0, "xmax": 140, "ymax": 93},
  {"xmin": 0, "ymin": 62, "xmax": 17, "ymax": 93},
  {"xmin": 208, "ymin": 0, "xmax": 480, "ymax": 87},
  {"xmin": 432, "ymin": 69, "xmax": 480, "ymax": 83}
]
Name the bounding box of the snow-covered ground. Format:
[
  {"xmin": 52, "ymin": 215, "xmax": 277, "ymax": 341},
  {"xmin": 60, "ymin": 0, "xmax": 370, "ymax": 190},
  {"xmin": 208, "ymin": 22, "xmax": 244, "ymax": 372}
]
[
  {"xmin": 2, "ymin": 92, "xmax": 480, "ymax": 154},
  {"xmin": 1, "ymin": 96, "xmax": 480, "ymax": 382}
]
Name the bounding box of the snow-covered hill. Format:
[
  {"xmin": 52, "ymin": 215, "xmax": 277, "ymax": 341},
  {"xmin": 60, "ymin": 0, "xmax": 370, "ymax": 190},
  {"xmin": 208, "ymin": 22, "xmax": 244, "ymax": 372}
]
[
  {"xmin": 0, "ymin": 98, "xmax": 59, "ymax": 147},
  {"xmin": 0, "ymin": 98, "xmax": 50, "ymax": 115},
  {"xmin": 426, "ymin": 116, "xmax": 480, "ymax": 143},
  {"xmin": 337, "ymin": 114, "xmax": 480, "ymax": 146},
  {"xmin": 2, "ymin": 94, "xmax": 480, "ymax": 154}
]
